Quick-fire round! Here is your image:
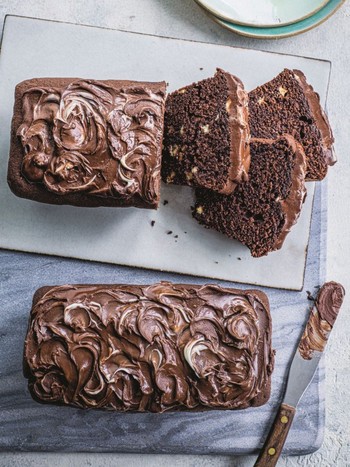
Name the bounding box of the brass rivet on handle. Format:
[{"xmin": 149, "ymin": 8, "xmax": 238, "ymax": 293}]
[
  {"xmin": 268, "ymin": 448, "xmax": 276, "ymax": 456},
  {"xmin": 281, "ymin": 416, "xmax": 288, "ymax": 424}
]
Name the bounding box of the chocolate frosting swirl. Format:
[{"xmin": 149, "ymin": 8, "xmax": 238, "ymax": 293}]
[
  {"xmin": 221, "ymin": 70, "xmax": 250, "ymax": 194},
  {"xmin": 17, "ymin": 80, "xmax": 165, "ymax": 204},
  {"xmin": 299, "ymin": 282, "xmax": 345, "ymax": 360},
  {"xmin": 24, "ymin": 283, "xmax": 274, "ymax": 413}
]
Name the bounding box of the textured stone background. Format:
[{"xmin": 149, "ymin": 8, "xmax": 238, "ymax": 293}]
[{"xmin": 0, "ymin": 1, "xmax": 349, "ymax": 466}]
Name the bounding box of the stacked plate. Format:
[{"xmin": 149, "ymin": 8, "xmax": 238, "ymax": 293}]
[{"xmin": 195, "ymin": 0, "xmax": 345, "ymax": 39}]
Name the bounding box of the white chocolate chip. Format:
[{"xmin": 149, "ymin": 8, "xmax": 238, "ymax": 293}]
[
  {"xmin": 196, "ymin": 206, "xmax": 204, "ymax": 215},
  {"xmin": 279, "ymin": 86, "xmax": 288, "ymax": 97},
  {"xmin": 169, "ymin": 145, "xmax": 179, "ymax": 157},
  {"xmin": 201, "ymin": 124, "xmax": 210, "ymax": 134},
  {"xmin": 191, "ymin": 166, "xmax": 198, "ymax": 174}
]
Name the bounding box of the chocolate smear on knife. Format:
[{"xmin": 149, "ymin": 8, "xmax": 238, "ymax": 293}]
[{"xmin": 299, "ymin": 282, "xmax": 345, "ymax": 360}]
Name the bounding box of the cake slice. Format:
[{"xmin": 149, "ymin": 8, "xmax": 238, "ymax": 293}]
[
  {"xmin": 24, "ymin": 282, "xmax": 274, "ymax": 413},
  {"xmin": 8, "ymin": 78, "xmax": 166, "ymax": 208},
  {"xmin": 162, "ymin": 68, "xmax": 250, "ymax": 194},
  {"xmin": 249, "ymin": 69, "xmax": 335, "ymax": 181},
  {"xmin": 193, "ymin": 135, "xmax": 307, "ymax": 258}
]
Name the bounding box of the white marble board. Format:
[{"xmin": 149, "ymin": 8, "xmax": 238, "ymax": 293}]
[{"xmin": 0, "ymin": 15, "xmax": 332, "ymax": 290}]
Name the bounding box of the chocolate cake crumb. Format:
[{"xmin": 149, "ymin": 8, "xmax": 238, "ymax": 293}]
[
  {"xmin": 306, "ymin": 290, "xmax": 315, "ymax": 301},
  {"xmin": 163, "ymin": 200, "xmax": 169, "ymax": 205},
  {"xmin": 151, "ymin": 220, "xmax": 155, "ymax": 227},
  {"xmin": 167, "ymin": 230, "xmax": 173, "ymax": 235}
]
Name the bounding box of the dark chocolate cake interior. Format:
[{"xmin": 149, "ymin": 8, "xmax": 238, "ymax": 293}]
[
  {"xmin": 249, "ymin": 69, "xmax": 334, "ymax": 181},
  {"xmin": 162, "ymin": 69, "xmax": 247, "ymax": 193},
  {"xmin": 193, "ymin": 136, "xmax": 307, "ymax": 257}
]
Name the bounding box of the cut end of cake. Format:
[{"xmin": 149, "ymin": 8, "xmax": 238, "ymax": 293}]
[
  {"xmin": 162, "ymin": 68, "xmax": 250, "ymax": 194},
  {"xmin": 193, "ymin": 135, "xmax": 307, "ymax": 258}
]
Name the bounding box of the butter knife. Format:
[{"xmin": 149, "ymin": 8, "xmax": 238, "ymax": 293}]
[{"xmin": 254, "ymin": 281, "xmax": 345, "ymax": 467}]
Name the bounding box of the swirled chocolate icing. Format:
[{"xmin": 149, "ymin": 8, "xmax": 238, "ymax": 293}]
[
  {"xmin": 299, "ymin": 282, "xmax": 345, "ymax": 360},
  {"xmin": 15, "ymin": 79, "xmax": 166, "ymax": 207},
  {"xmin": 24, "ymin": 283, "xmax": 274, "ymax": 413}
]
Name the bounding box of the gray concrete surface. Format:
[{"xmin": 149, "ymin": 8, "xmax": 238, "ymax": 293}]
[{"xmin": 0, "ymin": 1, "xmax": 349, "ymax": 466}]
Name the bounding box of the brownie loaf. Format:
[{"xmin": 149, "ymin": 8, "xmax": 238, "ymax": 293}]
[
  {"xmin": 249, "ymin": 69, "xmax": 335, "ymax": 181},
  {"xmin": 162, "ymin": 69, "xmax": 250, "ymax": 194},
  {"xmin": 24, "ymin": 283, "xmax": 274, "ymax": 413},
  {"xmin": 8, "ymin": 78, "xmax": 166, "ymax": 208},
  {"xmin": 193, "ymin": 135, "xmax": 307, "ymax": 257}
]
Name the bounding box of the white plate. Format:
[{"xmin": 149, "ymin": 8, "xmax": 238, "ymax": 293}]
[
  {"xmin": 205, "ymin": 0, "xmax": 345, "ymax": 39},
  {"xmin": 195, "ymin": 0, "xmax": 330, "ymax": 27},
  {"xmin": 0, "ymin": 16, "xmax": 331, "ymax": 290}
]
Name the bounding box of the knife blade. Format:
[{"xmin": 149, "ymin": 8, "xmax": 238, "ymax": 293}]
[{"xmin": 254, "ymin": 281, "xmax": 345, "ymax": 467}]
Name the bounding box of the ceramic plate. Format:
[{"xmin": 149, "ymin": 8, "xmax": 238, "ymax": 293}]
[
  {"xmin": 206, "ymin": 0, "xmax": 345, "ymax": 39},
  {"xmin": 195, "ymin": 0, "xmax": 330, "ymax": 27}
]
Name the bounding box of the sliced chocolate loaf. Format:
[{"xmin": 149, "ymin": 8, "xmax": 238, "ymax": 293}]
[
  {"xmin": 24, "ymin": 282, "xmax": 274, "ymax": 413},
  {"xmin": 249, "ymin": 69, "xmax": 335, "ymax": 181},
  {"xmin": 8, "ymin": 78, "xmax": 166, "ymax": 208},
  {"xmin": 162, "ymin": 69, "xmax": 250, "ymax": 194},
  {"xmin": 193, "ymin": 135, "xmax": 307, "ymax": 258}
]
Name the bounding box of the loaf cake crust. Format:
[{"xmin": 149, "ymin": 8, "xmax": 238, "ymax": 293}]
[
  {"xmin": 194, "ymin": 135, "xmax": 307, "ymax": 257},
  {"xmin": 24, "ymin": 283, "xmax": 274, "ymax": 413},
  {"xmin": 8, "ymin": 78, "xmax": 166, "ymax": 208},
  {"xmin": 162, "ymin": 69, "xmax": 250, "ymax": 194},
  {"xmin": 249, "ymin": 69, "xmax": 335, "ymax": 181}
]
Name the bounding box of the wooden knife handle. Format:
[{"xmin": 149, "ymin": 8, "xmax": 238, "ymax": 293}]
[{"xmin": 254, "ymin": 403, "xmax": 296, "ymax": 467}]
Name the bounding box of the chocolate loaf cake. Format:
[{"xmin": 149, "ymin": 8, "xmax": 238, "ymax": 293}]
[
  {"xmin": 249, "ymin": 69, "xmax": 335, "ymax": 181},
  {"xmin": 8, "ymin": 78, "xmax": 166, "ymax": 208},
  {"xmin": 24, "ymin": 283, "xmax": 274, "ymax": 413},
  {"xmin": 193, "ymin": 135, "xmax": 307, "ymax": 257},
  {"xmin": 162, "ymin": 69, "xmax": 250, "ymax": 194}
]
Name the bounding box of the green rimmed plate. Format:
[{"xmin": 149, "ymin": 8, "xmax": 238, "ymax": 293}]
[
  {"xmin": 204, "ymin": 0, "xmax": 345, "ymax": 39},
  {"xmin": 195, "ymin": 0, "xmax": 331, "ymax": 27}
]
